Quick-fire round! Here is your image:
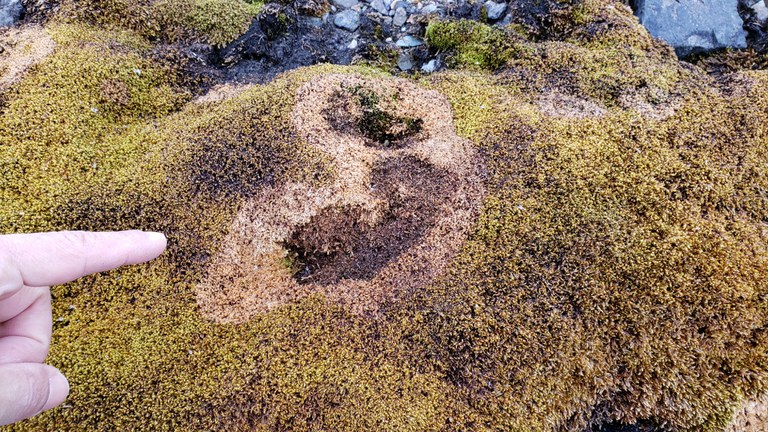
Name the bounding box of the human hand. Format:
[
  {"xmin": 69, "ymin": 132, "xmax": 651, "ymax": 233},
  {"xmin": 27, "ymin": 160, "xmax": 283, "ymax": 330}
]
[{"xmin": 0, "ymin": 230, "xmax": 167, "ymax": 426}]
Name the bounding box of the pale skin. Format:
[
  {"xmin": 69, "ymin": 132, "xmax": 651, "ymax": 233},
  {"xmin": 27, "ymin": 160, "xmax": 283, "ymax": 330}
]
[{"xmin": 0, "ymin": 230, "xmax": 167, "ymax": 426}]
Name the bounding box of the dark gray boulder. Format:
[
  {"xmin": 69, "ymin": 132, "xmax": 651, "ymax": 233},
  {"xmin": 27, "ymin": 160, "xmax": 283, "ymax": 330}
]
[{"xmin": 634, "ymin": 0, "xmax": 747, "ymax": 56}]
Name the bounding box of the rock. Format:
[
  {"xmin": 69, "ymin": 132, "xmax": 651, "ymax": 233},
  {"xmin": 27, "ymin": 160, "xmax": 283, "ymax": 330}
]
[
  {"xmin": 397, "ymin": 51, "xmax": 413, "ymax": 70},
  {"xmin": 421, "ymin": 3, "xmax": 438, "ymax": 14},
  {"xmin": 396, "ymin": 35, "xmax": 423, "ymax": 47},
  {"xmin": 420, "ymin": 58, "xmax": 438, "ymax": 73},
  {"xmin": 332, "ymin": 0, "xmax": 357, "ymax": 8},
  {"xmin": 484, "ymin": 0, "xmax": 506, "ymax": 21},
  {"xmin": 634, "ymin": 0, "xmax": 747, "ymax": 56},
  {"xmin": 334, "ymin": 9, "xmax": 360, "ymax": 31},
  {"xmin": 348, "ymin": 38, "xmax": 358, "ymax": 49},
  {"xmin": 393, "ymin": 7, "xmax": 407, "ymax": 27},
  {"xmin": 0, "ymin": 0, "xmax": 23, "ymax": 26},
  {"xmin": 370, "ymin": 0, "xmax": 388, "ymax": 15},
  {"xmin": 306, "ymin": 16, "xmax": 324, "ymax": 27},
  {"xmin": 752, "ymin": 0, "xmax": 768, "ymax": 22}
]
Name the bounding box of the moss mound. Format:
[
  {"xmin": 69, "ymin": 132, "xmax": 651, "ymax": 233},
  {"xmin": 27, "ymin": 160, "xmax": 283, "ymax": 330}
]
[{"xmin": 2, "ymin": 0, "xmax": 768, "ymax": 431}]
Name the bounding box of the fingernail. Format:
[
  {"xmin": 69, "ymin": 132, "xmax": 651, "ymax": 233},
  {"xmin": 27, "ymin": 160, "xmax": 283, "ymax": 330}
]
[
  {"xmin": 145, "ymin": 232, "xmax": 167, "ymax": 245},
  {"xmin": 43, "ymin": 370, "xmax": 70, "ymax": 411}
]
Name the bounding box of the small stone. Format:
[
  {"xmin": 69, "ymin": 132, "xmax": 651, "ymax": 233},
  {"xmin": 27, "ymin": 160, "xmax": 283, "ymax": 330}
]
[
  {"xmin": 421, "ymin": 3, "xmax": 438, "ymax": 14},
  {"xmin": 397, "ymin": 52, "xmax": 413, "ymax": 70},
  {"xmin": 484, "ymin": 0, "xmax": 507, "ymax": 21},
  {"xmin": 752, "ymin": 1, "xmax": 768, "ymax": 21},
  {"xmin": 420, "ymin": 59, "xmax": 438, "ymax": 73},
  {"xmin": 132, "ymin": 68, "xmax": 142, "ymax": 75},
  {"xmin": 307, "ymin": 16, "xmax": 324, "ymax": 27},
  {"xmin": 0, "ymin": 0, "xmax": 23, "ymax": 27},
  {"xmin": 334, "ymin": 10, "xmax": 361, "ymax": 31},
  {"xmin": 348, "ymin": 39, "xmax": 359, "ymax": 49},
  {"xmin": 333, "ymin": 0, "xmax": 358, "ymax": 8},
  {"xmin": 393, "ymin": 7, "xmax": 407, "ymax": 26},
  {"xmin": 370, "ymin": 0, "xmax": 388, "ymax": 15},
  {"xmin": 396, "ymin": 35, "xmax": 424, "ymax": 47}
]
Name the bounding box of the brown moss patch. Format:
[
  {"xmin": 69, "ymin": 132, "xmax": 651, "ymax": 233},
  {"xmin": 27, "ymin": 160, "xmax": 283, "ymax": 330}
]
[
  {"xmin": 0, "ymin": 25, "xmax": 56, "ymax": 92},
  {"xmin": 196, "ymin": 74, "xmax": 486, "ymax": 322},
  {"xmin": 726, "ymin": 394, "xmax": 768, "ymax": 432}
]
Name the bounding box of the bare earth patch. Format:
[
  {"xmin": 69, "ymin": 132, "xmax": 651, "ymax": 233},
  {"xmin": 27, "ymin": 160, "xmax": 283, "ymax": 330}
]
[
  {"xmin": 196, "ymin": 74, "xmax": 486, "ymax": 323},
  {"xmin": 0, "ymin": 24, "xmax": 55, "ymax": 92}
]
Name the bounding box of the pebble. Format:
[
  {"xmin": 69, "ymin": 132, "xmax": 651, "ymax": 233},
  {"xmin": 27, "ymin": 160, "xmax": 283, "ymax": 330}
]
[
  {"xmin": 334, "ymin": 9, "xmax": 361, "ymax": 31},
  {"xmin": 348, "ymin": 39, "xmax": 359, "ymax": 49},
  {"xmin": 484, "ymin": 0, "xmax": 507, "ymax": 20},
  {"xmin": 396, "ymin": 35, "xmax": 424, "ymax": 47},
  {"xmin": 421, "ymin": 3, "xmax": 438, "ymax": 14},
  {"xmin": 420, "ymin": 59, "xmax": 438, "ymax": 73},
  {"xmin": 393, "ymin": 7, "xmax": 408, "ymax": 26},
  {"xmin": 333, "ymin": 0, "xmax": 359, "ymax": 8},
  {"xmin": 397, "ymin": 51, "xmax": 414, "ymax": 70},
  {"xmin": 752, "ymin": 0, "xmax": 768, "ymax": 21},
  {"xmin": 371, "ymin": 0, "xmax": 389, "ymax": 15}
]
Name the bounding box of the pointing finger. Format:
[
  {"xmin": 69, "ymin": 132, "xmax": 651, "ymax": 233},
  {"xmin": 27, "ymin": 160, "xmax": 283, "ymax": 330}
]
[{"xmin": 0, "ymin": 231, "xmax": 166, "ymax": 297}]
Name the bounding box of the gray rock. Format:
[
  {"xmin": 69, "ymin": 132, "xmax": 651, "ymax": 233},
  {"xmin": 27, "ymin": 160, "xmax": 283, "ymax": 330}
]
[
  {"xmin": 498, "ymin": 11, "xmax": 513, "ymax": 27},
  {"xmin": 0, "ymin": 0, "xmax": 23, "ymax": 27},
  {"xmin": 484, "ymin": 0, "xmax": 506, "ymax": 21},
  {"xmin": 393, "ymin": 7, "xmax": 407, "ymax": 27},
  {"xmin": 397, "ymin": 52, "xmax": 413, "ymax": 70},
  {"xmin": 421, "ymin": 3, "xmax": 438, "ymax": 14},
  {"xmin": 306, "ymin": 16, "xmax": 325, "ymax": 27},
  {"xmin": 333, "ymin": 0, "xmax": 358, "ymax": 8},
  {"xmin": 635, "ymin": 0, "xmax": 746, "ymax": 56},
  {"xmin": 334, "ymin": 9, "xmax": 360, "ymax": 31},
  {"xmin": 396, "ymin": 35, "xmax": 424, "ymax": 47},
  {"xmin": 752, "ymin": 0, "xmax": 768, "ymax": 22},
  {"xmin": 370, "ymin": 0, "xmax": 388, "ymax": 15},
  {"xmin": 420, "ymin": 59, "xmax": 438, "ymax": 73}
]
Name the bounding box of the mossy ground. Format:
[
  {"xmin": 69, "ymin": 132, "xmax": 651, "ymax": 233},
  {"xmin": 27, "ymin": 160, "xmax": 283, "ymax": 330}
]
[{"xmin": 2, "ymin": 0, "xmax": 768, "ymax": 431}]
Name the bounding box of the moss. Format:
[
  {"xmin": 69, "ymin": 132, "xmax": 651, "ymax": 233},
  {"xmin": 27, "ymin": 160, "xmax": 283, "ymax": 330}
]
[
  {"xmin": 185, "ymin": 0, "xmax": 261, "ymax": 47},
  {"xmin": 425, "ymin": 20, "xmax": 527, "ymax": 70},
  {"xmin": 3, "ymin": 1, "xmax": 768, "ymax": 431},
  {"xmin": 57, "ymin": 0, "xmax": 260, "ymax": 47}
]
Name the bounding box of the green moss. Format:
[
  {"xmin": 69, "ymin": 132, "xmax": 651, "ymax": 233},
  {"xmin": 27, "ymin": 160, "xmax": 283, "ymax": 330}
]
[
  {"xmin": 186, "ymin": 0, "xmax": 261, "ymax": 47},
  {"xmin": 425, "ymin": 20, "xmax": 526, "ymax": 70},
  {"xmin": 57, "ymin": 0, "xmax": 260, "ymax": 47}
]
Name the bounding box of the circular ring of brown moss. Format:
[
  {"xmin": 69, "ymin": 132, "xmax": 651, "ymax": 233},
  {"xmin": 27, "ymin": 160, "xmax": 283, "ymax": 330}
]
[{"xmin": 195, "ymin": 74, "xmax": 486, "ymax": 323}]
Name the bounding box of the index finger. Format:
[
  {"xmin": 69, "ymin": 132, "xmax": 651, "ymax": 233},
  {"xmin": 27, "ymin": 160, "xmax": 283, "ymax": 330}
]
[{"xmin": 0, "ymin": 230, "xmax": 167, "ymax": 289}]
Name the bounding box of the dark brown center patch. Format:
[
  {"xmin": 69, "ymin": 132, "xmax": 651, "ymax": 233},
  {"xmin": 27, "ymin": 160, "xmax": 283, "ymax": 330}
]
[{"xmin": 286, "ymin": 156, "xmax": 453, "ymax": 285}]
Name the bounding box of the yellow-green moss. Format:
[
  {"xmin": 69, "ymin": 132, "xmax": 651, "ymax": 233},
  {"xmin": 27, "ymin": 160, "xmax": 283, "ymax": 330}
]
[
  {"xmin": 56, "ymin": 0, "xmax": 261, "ymax": 47},
  {"xmin": 425, "ymin": 20, "xmax": 528, "ymax": 70},
  {"xmin": 3, "ymin": 1, "xmax": 768, "ymax": 431}
]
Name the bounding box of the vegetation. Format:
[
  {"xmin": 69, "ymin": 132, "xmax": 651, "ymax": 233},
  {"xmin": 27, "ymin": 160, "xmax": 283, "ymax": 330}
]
[{"xmin": 1, "ymin": 0, "xmax": 768, "ymax": 431}]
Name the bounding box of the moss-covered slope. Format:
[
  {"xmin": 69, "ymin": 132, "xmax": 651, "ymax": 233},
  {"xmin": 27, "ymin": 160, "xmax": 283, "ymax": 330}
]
[{"xmin": 1, "ymin": 0, "xmax": 768, "ymax": 431}]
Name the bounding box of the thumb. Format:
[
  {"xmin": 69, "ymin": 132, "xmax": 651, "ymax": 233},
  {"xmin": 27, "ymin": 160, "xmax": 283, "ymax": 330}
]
[{"xmin": 0, "ymin": 364, "xmax": 69, "ymax": 426}]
